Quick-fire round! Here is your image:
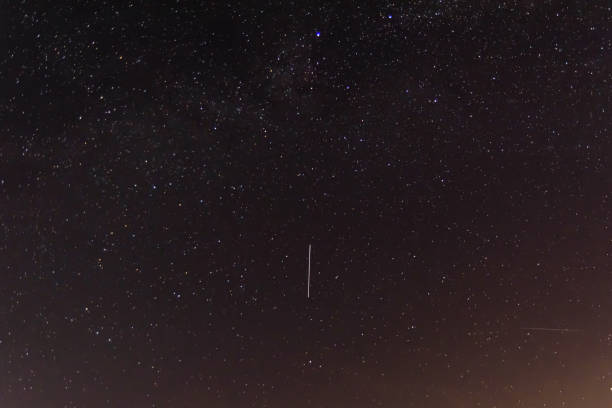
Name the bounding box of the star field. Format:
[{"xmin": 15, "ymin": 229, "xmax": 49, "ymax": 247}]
[{"xmin": 1, "ymin": 1, "xmax": 611, "ymax": 407}]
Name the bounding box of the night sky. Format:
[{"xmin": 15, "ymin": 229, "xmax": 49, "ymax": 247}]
[{"xmin": 1, "ymin": 1, "xmax": 611, "ymax": 407}]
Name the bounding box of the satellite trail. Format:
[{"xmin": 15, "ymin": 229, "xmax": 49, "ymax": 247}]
[{"xmin": 521, "ymin": 327, "xmax": 581, "ymax": 333}]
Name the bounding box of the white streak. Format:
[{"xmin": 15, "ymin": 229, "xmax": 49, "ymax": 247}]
[{"xmin": 307, "ymin": 244, "xmax": 311, "ymax": 299}]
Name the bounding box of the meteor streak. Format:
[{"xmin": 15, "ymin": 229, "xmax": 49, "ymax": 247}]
[{"xmin": 307, "ymin": 244, "xmax": 311, "ymax": 299}]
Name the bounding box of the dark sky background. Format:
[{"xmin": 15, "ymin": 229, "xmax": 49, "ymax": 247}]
[{"xmin": 1, "ymin": 1, "xmax": 611, "ymax": 407}]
